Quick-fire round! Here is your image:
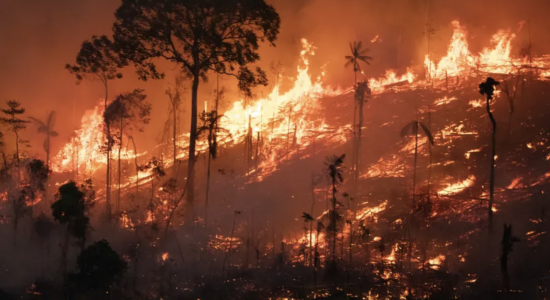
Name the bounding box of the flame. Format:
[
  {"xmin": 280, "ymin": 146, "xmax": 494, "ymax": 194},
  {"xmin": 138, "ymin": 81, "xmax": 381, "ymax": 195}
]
[
  {"xmin": 438, "ymin": 176, "xmax": 475, "ymax": 196},
  {"xmin": 161, "ymin": 252, "xmax": 168, "ymax": 261},
  {"xmin": 427, "ymin": 254, "xmax": 446, "ymax": 270},
  {"xmin": 425, "ymin": 21, "xmax": 521, "ymax": 81}
]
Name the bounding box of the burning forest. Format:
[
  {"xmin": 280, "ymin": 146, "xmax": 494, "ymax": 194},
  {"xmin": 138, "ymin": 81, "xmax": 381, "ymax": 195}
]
[{"xmin": 2, "ymin": 0, "xmax": 550, "ymax": 299}]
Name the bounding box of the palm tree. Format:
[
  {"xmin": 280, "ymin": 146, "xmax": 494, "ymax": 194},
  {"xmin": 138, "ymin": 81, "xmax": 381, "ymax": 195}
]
[
  {"xmin": 401, "ymin": 119, "xmax": 434, "ymax": 211},
  {"xmin": 302, "ymin": 212, "xmax": 315, "ymax": 266},
  {"xmin": 29, "ymin": 111, "xmax": 58, "ymax": 168},
  {"xmin": 197, "ymin": 110, "xmax": 229, "ymax": 225},
  {"xmin": 345, "ymin": 42, "xmax": 372, "ymax": 181},
  {"xmin": 353, "ymin": 81, "xmax": 371, "ymax": 187},
  {"xmin": 479, "ymin": 77, "xmax": 500, "ymax": 231},
  {"xmin": 325, "ymin": 154, "xmax": 346, "ymax": 265}
]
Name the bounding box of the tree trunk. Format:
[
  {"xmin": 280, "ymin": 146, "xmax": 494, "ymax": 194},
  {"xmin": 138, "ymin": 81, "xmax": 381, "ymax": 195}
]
[
  {"xmin": 332, "ymin": 180, "xmax": 336, "ymax": 263},
  {"xmin": 118, "ymin": 116, "xmax": 123, "ymax": 215},
  {"xmin": 46, "ymin": 134, "xmax": 50, "ymax": 168},
  {"xmin": 487, "ymin": 99, "xmax": 497, "ymax": 231},
  {"xmin": 104, "ymin": 84, "xmax": 112, "ymax": 219},
  {"xmin": 501, "ymin": 254, "xmax": 510, "ymax": 291},
  {"xmin": 413, "ymin": 126, "xmax": 418, "ymax": 211},
  {"xmin": 130, "ymin": 138, "xmax": 139, "ymax": 196},
  {"xmin": 205, "ymin": 152, "xmax": 211, "ymax": 225},
  {"xmin": 187, "ymin": 74, "xmax": 200, "ymax": 221},
  {"xmin": 173, "ymin": 98, "xmax": 177, "ymax": 176},
  {"xmin": 15, "ymin": 131, "xmax": 20, "ymax": 183}
]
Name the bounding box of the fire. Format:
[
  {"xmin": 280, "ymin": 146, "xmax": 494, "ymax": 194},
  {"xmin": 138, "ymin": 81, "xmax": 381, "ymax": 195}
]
[
  {"xmin": 356, "ymin": 200, "xmax": 388, "ymax": 221},
  {"xmin": 438, "ymin": 176, "xmax": 475, "ymax": 196},
  {"xmin": 161, "ymin": 252, "xmax": 169, "ymax": 261},
  {"xmin": 427, "ymin": 254, "xmax": 446, "ymax": 270}
]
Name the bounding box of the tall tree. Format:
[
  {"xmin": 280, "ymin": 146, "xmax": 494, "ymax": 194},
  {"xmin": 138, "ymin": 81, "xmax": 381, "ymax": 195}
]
[
  {"xmin": 353, "ymin": 81, "xmax": 371, "ymax": 188},
  {"xmin": 325, "ymin": 154, "xmax": 345, "ymax": 267},
  {"xmin": 0, "ymin": 100, "xmax": 29, "ymax": 183},
  {"xmin": 479, "ymin": 77, "xmax": 499, "ymax": 231},
  {"xmin": 164, "ymin": 74, "xmax": 186, "ymax": 175},
  {"xmin": 28, "ymin": 111, "xmax": 58, "ymax": 168},
  {"xmin": 197, "ymin": 110, "xmax": 229, "ymax": 225},
  {"xmin": 344, "ymin": 42, "xmax": 372, "ymax": 184},
  {"xmin": 26, "ymin": 159, "xmax": 50, "ymax": 216},
  {"xmin": 104, "ymin": 89, "xmax": 151, "ymax": 215},
  {"xmin": 66, "ymin": 35, "xmax": 125, "ymax": 219},
  {"xmin": 112, "ymin": 0, "xmax": 280, "ymax": 211},
  {"xmin": 400, "ymin": 119, "xmax": 434, "ymax": 211}
]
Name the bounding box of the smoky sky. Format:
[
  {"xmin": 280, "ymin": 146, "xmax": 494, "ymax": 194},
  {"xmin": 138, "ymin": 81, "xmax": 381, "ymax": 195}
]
[{"xmin": 0, "ymin": 0, "xmax": 549, "ymax": 158}]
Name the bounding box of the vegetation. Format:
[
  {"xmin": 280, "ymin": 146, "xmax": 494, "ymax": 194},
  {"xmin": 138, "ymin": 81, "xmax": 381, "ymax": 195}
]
[{"xmin": 3, "ymin": 3, "xmax": 550, "ymax": 300}]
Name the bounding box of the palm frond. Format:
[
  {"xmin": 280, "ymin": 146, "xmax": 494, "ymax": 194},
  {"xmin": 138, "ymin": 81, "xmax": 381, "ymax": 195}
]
[
  {"xmin": 47, "ymin": 111, "xmax": 56, "ymax": 128},
  {"xmin": 37, "ymin": 126, "xmax": 49, "ymax": 134},
  {"xmin": 400, "ymin": 121, "xmax": 418, "ymax": 138},
  {"xmin": 28, "ymin": 116, "xmax": 46, "ymax": 128},
  {"xmin": 419, "ymin": 122, "xmax": 435, "ymax": 145}
]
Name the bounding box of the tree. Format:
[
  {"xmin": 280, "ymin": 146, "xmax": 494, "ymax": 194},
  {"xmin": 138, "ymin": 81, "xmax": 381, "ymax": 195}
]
[
  {"xmin": 71, "ymin": 239, "xmax": 127, "ymax": 296},
  {"xmin": 345, "ymin": 42, "xmax": 372, "ymax": 182},
  {"xmin": 479, "ymin": 77, "xmax": 499, "ymax": 231},
  {"xmin": 163, "ymin": 74, "xmax": 186, "ymax": 174},
  {"xmin": 28, "ymin": 111, "xmax": 58, "ymax": 168},
  {"xmin": 500, "ymin": 74, "xmax": 521, "ymax": 136},
  {"xmin": 197, "ymin": 110, "xmax": 229, "ymax": 225},
  {"xmin": 112, "ymin": 0, "xmax": 281, "ymax": 211},
  {"xmin": 302, "ymin": 212, "xmax": 315, "ymax": 266},
  {"xmin": 353, "ymin": 81, "xmax": 371, "ymax": 189},
  {"xmin": 51, "ymin": 181, "xmax": 92, "ymax": 276},
  {"xmin": 26, "ymin": 159, "xmax": 50, "ymax": 215},
  {"xmin": 325, "ymin": 154, "xmax": 345, "ymax": 267},
  {"xmin": 66, "ymin": 35, "xmax": 125, "ymax": 219},
  {"xmin": 500, "ymin": 224, "xmax": 519, "ymax": 292},
  {"xmin": 0, "ymin": 130, "xmax": 8, "ymax": 175},
  {"xmin": 400, "ymin": 119, "xmax": 434, "ymax": 211},
  {"xmin": 104, "ymin": 89, "xmax": 151, "ymax": 215},
  {"xmin": 0, "ymin": 100, "xmax": 29, "ymax": 182}
]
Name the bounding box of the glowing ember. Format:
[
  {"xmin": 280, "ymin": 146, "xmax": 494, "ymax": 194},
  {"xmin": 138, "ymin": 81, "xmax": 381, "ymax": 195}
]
[
  {"xmin": 161, "ymin": 252, "xmax": 169, "ymax": 261},
  {"xmin": 427, "ymin": 254, "xmax": 446, "ymax": 270}
]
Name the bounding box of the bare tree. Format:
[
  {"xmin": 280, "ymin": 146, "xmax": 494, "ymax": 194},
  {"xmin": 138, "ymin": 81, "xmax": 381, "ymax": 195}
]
[
  {"xmin": 479, "ymin": 77, "xmax": 500, "ymax": 231},
  {"xmin": 164, "ymin": 74, "xmax": 186, "ymax": 174},
  {"xmin": 28, "ymin": 111, "xmax": 58, "ymax": 168}
]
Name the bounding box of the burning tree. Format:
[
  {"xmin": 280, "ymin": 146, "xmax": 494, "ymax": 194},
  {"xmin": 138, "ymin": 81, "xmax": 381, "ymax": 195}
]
[
  {"xmin": 0, "ymin": 100, "xmax": 29, "ymax": 182},
  {"xmin": 28, "ymin": 111, "xmax": 58, "ymax": 168},
  {"xmin": 111, "ymin": 0, "xmax": 281, "ymax": 211},
  {"xmin": 479, "ymin": 77, "xmax": 499, "ymax": 231},
  {"xmin": 103, "ymin": 89, "xmax": 151, "ymax": 216},
  {"xmin": 66, "ymin": 35, "xmax": 125, "ymax": 219}
]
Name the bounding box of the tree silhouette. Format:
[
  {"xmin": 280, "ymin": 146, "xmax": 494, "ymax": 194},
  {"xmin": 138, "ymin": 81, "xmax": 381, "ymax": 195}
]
[
  {"xmin": 353, "ymin": 81, "xmax": 371, "ymax": 189},
  {"xmin": 0, "ymin": 100, "xmax": 29, "ymax": 182},
  {"xmin": 0, "ymin": 130, "xmax": 6, "ymax": 172},
  {"xmin": 51, "ymin": 181, "xmax": 93, "ymax": 276},
  {"xmin": 112, "ymin": 0, "xmax": 280, "ymax": 210},
  {"xmin": 400, "ymin": 119, "xmax": 434, "ymax": 211},
  {"xmin": 26, "ymin": 159, "xmax": 50, "ymax": 216},
  {"xmin": 345, "ymin": 42, "xmax": 372, "ymax": 181},
  {"xmin": 71, "ymin": 239, "xmax": 127, "ymax": 297},
  {"xmin": 28, "ymin": 111, "xmax": 58, "ymax": 168},
  {"xmin": 197, "ymin": 110, "xmax": 230, "ymax": 225},
  {"xmin": 66, "ymin": 35, "xmax": 125, "ymax": 220},
  {"xmin": 163, "ymin": 74, "xmax": 186, "ymax": 175},
  {"xmin": 479, "ymin": 77, "xmax": 499, "ymax": 231},
  {"xmin": 104, "ymin": 89, "xmax": 151, "ymax": 215},
  {"xmin": 325, "ymin": 154, "xmax": 345, "ymax": 267},
  {"xmin": 500, "ymin": 224, "xmax": 520, "ymax": 292},
  {"xmin": 302, "ymin": 212, "xmax": 315, "ymax": 266}
]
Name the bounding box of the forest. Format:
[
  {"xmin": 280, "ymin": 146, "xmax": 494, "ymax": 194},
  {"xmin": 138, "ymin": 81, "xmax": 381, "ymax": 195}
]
[{"xmin": 1, "ymin": 0, "xmax": 550, "ymax": 299}]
